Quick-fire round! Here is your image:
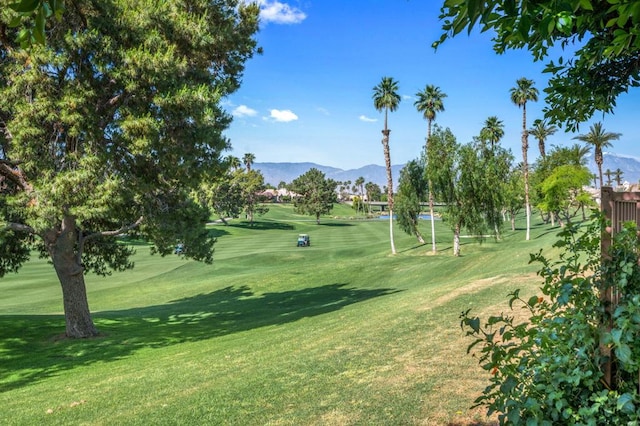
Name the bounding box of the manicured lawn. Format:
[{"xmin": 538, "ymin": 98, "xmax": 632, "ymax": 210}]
[{"xmin": 0, "ymin": 203, "xmax": 562, "ymax": 425}]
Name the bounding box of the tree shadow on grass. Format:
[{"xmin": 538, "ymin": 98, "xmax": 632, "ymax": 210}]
[
  {"xmin": 228, "ymin": 220, "xmax": 295, "ymax": 231},
  {"xmin": 317, "ymin": 222, "xmax": 354, "ymax": 227},
  {"xmin": 0, "ymin": 283, "xmax": 400, "ymax": 392}
]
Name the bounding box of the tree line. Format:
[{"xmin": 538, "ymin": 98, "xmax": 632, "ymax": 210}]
[{"xmin": 370, "ymin": 75, "xmax": 622, "ymax": 257}]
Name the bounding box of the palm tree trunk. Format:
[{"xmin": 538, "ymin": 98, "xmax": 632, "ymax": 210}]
[
  {"xmin": 596, "ymin": 149, "xmax": 604, "ymax": 189},
  {"xmin": 382, "ymin": 127, "xmax": 396, "ymax": 255},
  {"xmin": 426, "ymin": 122, "xmax": 437, "ymax": 254},
  {"xmin": 522, "ymin": 105, "xmax": 531, "ymax": 241}
]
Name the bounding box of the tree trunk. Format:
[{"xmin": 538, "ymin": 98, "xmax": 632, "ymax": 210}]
[
  {"xmin": 389, "ymin": 209, "xmax": 396, "ymax": 254},
  {"xmin": 596, "ymin": 149, "xmax": 604, "ymax": 189},
  {"xmin": 510, "ymin": 214, "xmax": 515, "ymax": 231},
  {"xmin": 522, "ymin": 106, "xmax": 531, "ymax": 241},
  {"xmin": 45, "ymin": 216, "xmax": 98, "ymax": 338},
  {"xmin": 429, "ymin": 187, "xmax": 436, "ymax": 253},
  {"xmin": 381, "ymin": 129, "xmax": 396, "ymax": 255},
  {"xmin": 453, "ymin": 223, "xmax": 461, "ymax": 256},
  {"xmin": 414, "ymin": 224, "xmax": 425, "ymax": 244}
]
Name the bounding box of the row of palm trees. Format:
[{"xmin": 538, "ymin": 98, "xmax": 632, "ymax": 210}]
[{"xmin": 372, "ymin": 76, "xmax": 622, "ymax": 254}]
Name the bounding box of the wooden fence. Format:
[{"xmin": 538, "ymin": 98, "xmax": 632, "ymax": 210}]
[{"xmin": 600, "ymin": 186, "xmax": 640, "ymax": 390}]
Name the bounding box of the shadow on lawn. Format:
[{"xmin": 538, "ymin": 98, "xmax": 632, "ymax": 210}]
[
  {"xmin": 229, "ymin": 220, "xmax": 295, "ymax": 231},
  {"xmin": 0, "ymin": 283, "xmax": 400, "ymax": 392}
]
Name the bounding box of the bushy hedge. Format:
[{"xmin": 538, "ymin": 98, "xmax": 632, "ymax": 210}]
[{"xmin": 461, "ymin": 216, "xmax": 640, "ymax": 424}]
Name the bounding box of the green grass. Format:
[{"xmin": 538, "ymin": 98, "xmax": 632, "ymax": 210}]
[{"xmin": 0, "ymin": 204, "xmax": 563, "ymax": 425}]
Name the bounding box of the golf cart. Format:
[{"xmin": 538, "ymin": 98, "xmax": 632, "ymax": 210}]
[{"xmin": 297, "ymin": 234, "xmax": 310, "ymax": 247}]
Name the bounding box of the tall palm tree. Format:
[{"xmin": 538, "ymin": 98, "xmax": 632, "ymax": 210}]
[
  {"xmin": 529, "ymin": 119, "xmax": 557, "ymax": 159},
  {"xmin": 573, "ymin": 122, "xmax": 621, "ymax": 189},
  {"xmin": 373, "ymin": 76, "xmax": 401, "ymax": 255},
  {"xmin": 566, "ymin": 143, "xmax": 591, "ymax": 166},
  {"xmin": 243, "ymin": 152, "xmax": 256, "ymax": 172},
  {"xmin": 480, "ymin": 116, "xmax": 504, "ymax": 150},
  {"xmin": 510, "ymin": 77, "xmax": 538, "ymax": 241},
  {"xmin": 614, "ymin": 168, "xmax": 624, "ymax": 186},
  {"xmin": 226, "ymin": 155, "xmax": 242, "ymax": 171},
  {"xmin": 355, "ymin": 176, "xmax": 365, "ymax": 214},
  {"xmin": 604, "ymin": 169, "xmax": 614, "ymax": 186},
  {"xmin": 414, "ymin": 84, "xmax": 447, "ymax": 253}
]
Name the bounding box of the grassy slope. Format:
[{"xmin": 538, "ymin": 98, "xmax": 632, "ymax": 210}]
[{"xmin": 0, "ymin": 204, "xmax": 562, "ymax": 425}]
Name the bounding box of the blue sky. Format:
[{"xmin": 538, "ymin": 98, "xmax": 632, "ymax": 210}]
[{"xmin": 225, "ymin": 0, "xmax": 640, "ymax": 170}]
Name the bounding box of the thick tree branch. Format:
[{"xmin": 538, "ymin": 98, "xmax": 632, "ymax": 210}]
[
  {"xmin": 77, "ymin": 216, "xmax": 145, "ymax": 266},
  {"xmin": 0, "ymin": 161, "xmax": 31, "ymax": 192},
  {"xmin": 83, "ymin": 216, "xmax": 145, "ymax": 242},
  {"xmin": 2, "ymin": 221, "xmax": 37, "ymax": 234}
]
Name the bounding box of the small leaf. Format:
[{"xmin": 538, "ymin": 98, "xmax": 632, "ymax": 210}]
[
  {"xmin": 616, "ymin": 343, "xmax": 632, "ymax": 364},
  {"xmin": 9, "ymin": 0, "xmax": 40, "ymax": 13},
  {"xmin": 578, "ymin": 0, "xmax": 593, "ymax": 11},
  {"xmin": 617, "ymin": 393, "xmax": 636, "ymax": 413}
]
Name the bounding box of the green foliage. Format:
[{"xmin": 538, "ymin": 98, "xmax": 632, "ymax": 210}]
[
  {"xmin": 502, "ymin": 167, "xmax": 524, "ymax": 231},
  {"xmin": 7, "ymin": 0, "xmax": 65, "ymax": 47},
  {"xmin": 289, "ymin": 168, "xmax": 337, "ymax": 224},
  {"xmin": 537, "ymin": 164, "xmax": 593, "ymax": 225},
  {"xmin": 365, "ymin": 182, "xmax": 382, "ymax": 202},
  {"xmin": 372, "ymin": 77, "xmax": 401, "ymax": 115},
  {"xmin": 435, "ymin": 1, "xmax": 640, "ymax": 130},
  {"xmin": 351, "ymin": 195, "xmax": 364, "ymax": 213},
  {"xmin": 427, "ymin": 125, "xmax": 512, "ymax": 254},
  {"xmin": 461, "ymin": 217, "xmax": 640, "ymax": 424},
  {"xmin": 396, "ymin": 158, "xmax": 428, "ymax": 240},
  {"xmin": 0, "ymin": 0, "xmax": 259, "ymax": 336},
  {"xmin": 0, "ymin": 0, "xmax": 259, "ymax": 271}
]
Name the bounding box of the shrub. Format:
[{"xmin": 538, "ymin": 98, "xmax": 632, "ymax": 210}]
[{"xmin": 460, "ymin": 216, "xmax": 640, "ymax": 424}]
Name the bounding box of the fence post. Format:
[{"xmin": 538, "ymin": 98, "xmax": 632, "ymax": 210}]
[{"xmin": 599, "ymin": 186, "xmax": 640, "ymax": 391}]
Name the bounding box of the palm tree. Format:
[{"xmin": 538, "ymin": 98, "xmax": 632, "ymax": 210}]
[
  {"xmin": 605, "ymin": 169, "xmax": 613, "ymax": 186},
  {"xmin": 243, "ymin": 152, "xmax": 256, "ymax": 172},
  {"xmin": 355, "ymin": 176, "xmax": 365, "ymax": 214},
  {"xmin": 414, "ymin": 84, "xmax": 447, "ymax": 253},
  {"xmin": 566, "ymin": 143, "xmax": 591, "ymax": 166},
  {"xmin": 614, "ymin": 168, "xmax": 624, "ymax": 186},
  {"xmin": 226, "ymin": 155, "xmax": 242, "ymax": 171},
  {"xmin": 373, "ymin": 76, "xmax": 401, "ymax": 255},
  {"xmin": 480, "ymin": 116, "xmax": 504, "ymax": 150},
  {"xmin": 510, "ymin": 77, "xmax": 538, "ymax": 241},
  {"xmin": 529, "ymin": 119, "xmax": 557, "ymax": 159},
  {"xmin": 573, "ymin": 122, "xmax": 621, "ymax": 189}
]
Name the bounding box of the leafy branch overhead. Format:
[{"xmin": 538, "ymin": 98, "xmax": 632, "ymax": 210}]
[
  {"xmin": 7, "ymin": 0, "xmax": 65, "ymax": 47},
  {"xmin": 435, "ymin": 0, "xmax": 640, "ymax": 130}
]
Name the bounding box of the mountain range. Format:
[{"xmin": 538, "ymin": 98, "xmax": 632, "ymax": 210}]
[
  {"xmin": 255, "ymin": 152, "xmax": 640, "ymax": 190},
  {"xmin": 254, "ymin": 162, "xmax": 404, "ymax": 190}
]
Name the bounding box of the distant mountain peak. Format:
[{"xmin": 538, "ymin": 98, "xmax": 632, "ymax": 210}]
[{"xmin": 254, "ymin": 162, "xmax": 403, "ymax": 189}]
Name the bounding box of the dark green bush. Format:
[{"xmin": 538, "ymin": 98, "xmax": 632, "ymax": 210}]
[{"xmin": 461, "ymin": 216, "xmax": 640, "ymax": 424}]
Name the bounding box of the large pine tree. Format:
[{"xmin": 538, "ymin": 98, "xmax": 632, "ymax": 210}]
[{"xmin": 0, "ymin": 0, "xmax": 260, "ymax": 338}]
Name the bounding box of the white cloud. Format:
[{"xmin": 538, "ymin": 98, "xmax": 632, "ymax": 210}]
[
  {"xmin": 270, "ymin": 109, "xmax": 299, "ymax": 122},
  {"xmin": 316, "ymin": 107, "xmax": 330, "ymax": 116},
  {"xmin": 359, "ymin": 115, "xmax": 377, "ymax": 123},
  {"xmin": 232, "ymin": 105, "xmax": 258, "ymax": 117},
  {"xmin": 259, "ymin": 1, "xmax": 306, "ymax": 24}
]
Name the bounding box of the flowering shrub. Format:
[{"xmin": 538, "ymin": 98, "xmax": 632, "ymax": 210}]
[{"xmin": 461, "ymin": 216, "xmax": 640, "ymax": 424}]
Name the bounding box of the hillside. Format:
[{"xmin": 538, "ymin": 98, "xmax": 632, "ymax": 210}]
[
  {"xmin": 255, "ymin": 152, "xmax": 640, "ymax": 189},
  {"xmin": 255, "ymin": 162, "xmax": 403, "ymax": 189}
]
